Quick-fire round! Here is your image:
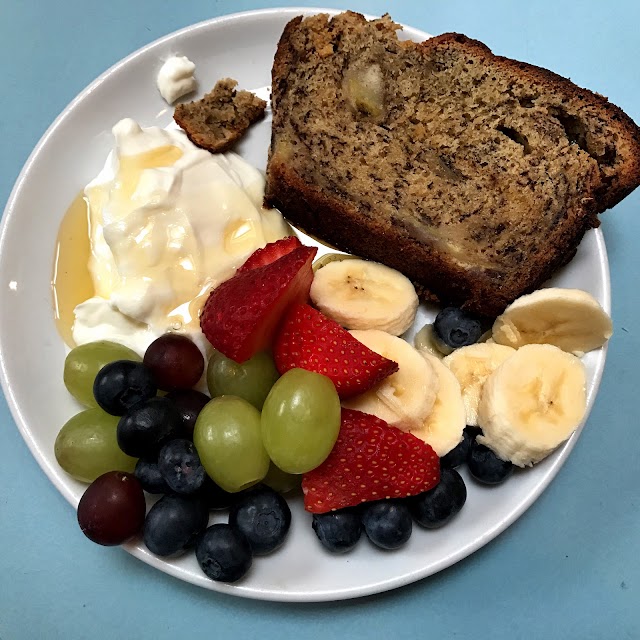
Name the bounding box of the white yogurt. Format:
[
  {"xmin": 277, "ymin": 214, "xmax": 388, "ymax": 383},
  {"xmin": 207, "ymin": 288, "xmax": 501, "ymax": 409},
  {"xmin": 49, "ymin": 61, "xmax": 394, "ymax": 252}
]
[
  {"xmin": 73, "ymin": 118, "xmax": 290, "ymax": 354},
  {"xmin": 156, "ymin": 55, "xmax": 197, "ymax": 104}
]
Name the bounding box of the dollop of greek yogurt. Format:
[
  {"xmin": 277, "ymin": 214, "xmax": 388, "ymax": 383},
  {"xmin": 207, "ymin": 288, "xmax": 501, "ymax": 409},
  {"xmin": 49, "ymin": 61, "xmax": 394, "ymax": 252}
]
[
  {"xmin": 156, "ymin": 55, "xmax": 197, "ymax": 104},
  {"xmin": 73, "ymin": 118, "xmax": 290, "ymax": 355}
]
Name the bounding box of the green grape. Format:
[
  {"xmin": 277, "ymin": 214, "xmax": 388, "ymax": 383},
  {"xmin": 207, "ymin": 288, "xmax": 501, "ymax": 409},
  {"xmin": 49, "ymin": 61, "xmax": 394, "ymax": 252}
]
[
  {"xmin": 206, "ymin": 350, "xmax": 279, "ymax": 410},
  {"xmin": 64, "ymin": 341, "xmax": 141, "ymax": 407},
  {"xmin": 261, "ymin": 368, "xmax": 341, "ymax": 474},
  {"xmin": 262, "ymin": 461, "xmax": 302, "ymax": 494},
  {"xmin": 193, "ymin": 396, "xmax": 269, "ymax": 493},
  {"xmin": 55, "ymin": 408, "xmax": 137, "ymax": 483}
]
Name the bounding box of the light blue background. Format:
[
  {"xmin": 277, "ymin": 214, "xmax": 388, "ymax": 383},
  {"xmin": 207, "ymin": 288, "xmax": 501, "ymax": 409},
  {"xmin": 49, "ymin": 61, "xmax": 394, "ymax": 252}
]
[{"xmin": 1, "ymin": 1, "xmax": 638, "ymax": 638}]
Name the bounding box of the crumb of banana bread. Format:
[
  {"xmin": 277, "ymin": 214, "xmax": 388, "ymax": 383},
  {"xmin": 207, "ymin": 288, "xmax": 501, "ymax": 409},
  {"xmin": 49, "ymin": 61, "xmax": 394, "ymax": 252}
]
[{"xmin": 175, "ymin": 78, "xmax": 266, "ymax": 153}]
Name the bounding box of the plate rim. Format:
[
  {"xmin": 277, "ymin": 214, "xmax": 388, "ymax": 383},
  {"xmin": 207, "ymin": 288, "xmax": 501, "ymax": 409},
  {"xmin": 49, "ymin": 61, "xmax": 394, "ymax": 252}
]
[{"xmin": 0, "ymin": 6, "xmax": 611, "ymax": 602}]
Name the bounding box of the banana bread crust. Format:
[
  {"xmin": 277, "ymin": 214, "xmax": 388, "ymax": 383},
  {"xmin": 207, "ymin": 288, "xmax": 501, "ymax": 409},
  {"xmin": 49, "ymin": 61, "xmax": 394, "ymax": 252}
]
[{"xmin": 265, "ymin": 13, "xmax": 640, "ymax": 316}]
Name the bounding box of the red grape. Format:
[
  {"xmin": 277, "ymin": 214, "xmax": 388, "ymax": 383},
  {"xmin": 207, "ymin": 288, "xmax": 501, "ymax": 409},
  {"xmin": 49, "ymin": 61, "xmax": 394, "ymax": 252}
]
[
  {"xmin": 77, "ymin": 471, "xmax": 146, "ymax": 546},
  {"xmin": 143, "ymin": 334, "xmax": 204, "ymax": 390}
]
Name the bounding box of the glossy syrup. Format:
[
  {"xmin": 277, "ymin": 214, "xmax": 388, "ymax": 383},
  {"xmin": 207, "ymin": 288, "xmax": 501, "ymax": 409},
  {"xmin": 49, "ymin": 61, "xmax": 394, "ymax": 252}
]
[{"xmin": 51, "ymin": 192, "xmax": 95, "ymax": 347}]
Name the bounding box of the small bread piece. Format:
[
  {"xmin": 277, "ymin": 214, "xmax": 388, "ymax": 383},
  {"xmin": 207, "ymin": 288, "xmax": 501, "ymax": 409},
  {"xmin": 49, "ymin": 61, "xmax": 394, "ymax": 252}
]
[
  {"xmin": 174, "ymin": 78, "xmax": 266, "ymax": 153},
  {"xmin": 265, "ymin": 12, "xmax": 640, "ymax": 316}
]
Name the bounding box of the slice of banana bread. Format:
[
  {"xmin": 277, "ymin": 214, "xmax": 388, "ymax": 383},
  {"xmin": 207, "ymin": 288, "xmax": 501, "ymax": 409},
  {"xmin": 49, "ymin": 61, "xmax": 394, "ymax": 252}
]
[
  {"xmin": 174, "ymin": 78, "xmax": 266, "ymax": 153},
  {"xmin": 265, "ymin": 12, "xmax": 640, "ymax": 316}
]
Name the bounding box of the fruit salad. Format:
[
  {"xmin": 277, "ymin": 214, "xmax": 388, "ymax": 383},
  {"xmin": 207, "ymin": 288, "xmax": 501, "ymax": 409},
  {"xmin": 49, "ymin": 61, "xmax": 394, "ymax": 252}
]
[{"xmin": 54, "ymin": 228, "xmax": 613, "ymax": 584}]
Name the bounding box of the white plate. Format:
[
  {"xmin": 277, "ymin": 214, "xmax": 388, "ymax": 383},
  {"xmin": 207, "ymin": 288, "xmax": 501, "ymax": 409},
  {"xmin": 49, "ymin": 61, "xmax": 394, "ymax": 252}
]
[{"xmin": 0, "ymin": 7, "xmax": 610, "ymax": 602}]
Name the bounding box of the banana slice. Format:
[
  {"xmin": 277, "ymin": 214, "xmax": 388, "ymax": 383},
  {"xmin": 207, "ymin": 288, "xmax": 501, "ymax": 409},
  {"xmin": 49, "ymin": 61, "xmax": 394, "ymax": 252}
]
[
  {"xmin": 492, "ymin": 288, "xmax": 612, "ymax": 355},
  {"xmin": 414, "ymin": 324, "xmax": 451, "ymax": 358},
  {"xmin": 342, "ymin": 330, "xmax": 438, "ymax": 430},
  {"xmin": 312, "ymin": 252, "xmax": 358, "ymax": 272},
  {"xmin": 310, "ymin": 259, "xmax": 419, "ymax": 336},
  {"xmin": 477, "ymin": 343, "xmax": 587, "ymax": 467},
  {"xmin": 443, "ymin": 343, "xmax": 516, "ymax": 426},
  {"xmin": 410, "ymin": 353, "xmax": 466, "ymax": 457}
]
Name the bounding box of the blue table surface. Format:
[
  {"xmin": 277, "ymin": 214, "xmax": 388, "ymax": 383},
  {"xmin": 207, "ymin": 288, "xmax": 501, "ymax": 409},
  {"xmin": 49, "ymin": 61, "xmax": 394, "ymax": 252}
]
[{"xmin": 1, "ymin": 1, "xmax": 639, "ymax": 638}]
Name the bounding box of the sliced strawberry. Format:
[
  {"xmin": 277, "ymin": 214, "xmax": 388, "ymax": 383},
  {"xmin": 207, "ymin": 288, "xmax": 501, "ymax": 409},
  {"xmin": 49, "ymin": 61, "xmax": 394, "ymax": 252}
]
[
  {"xmin": 238, "ymin": 236, "xmax": 302, "ymax": 273},
  {"xmin": 273, "ymin": 304, "xmax": 398, "ymax": 399},
  {"xmin": 200, "ymin": 245, "xmax": 317, "ymax": 362},
  {"xmin": 302, "ymin": 409, "xmax": 440, "ymax": 514}
]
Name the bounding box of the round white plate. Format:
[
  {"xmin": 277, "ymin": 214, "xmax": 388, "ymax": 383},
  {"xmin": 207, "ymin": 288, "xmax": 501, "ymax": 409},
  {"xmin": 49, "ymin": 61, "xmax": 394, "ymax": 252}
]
[{"xmin": 0, "ymin": 7, "xmax": 609, "ymax": 602}]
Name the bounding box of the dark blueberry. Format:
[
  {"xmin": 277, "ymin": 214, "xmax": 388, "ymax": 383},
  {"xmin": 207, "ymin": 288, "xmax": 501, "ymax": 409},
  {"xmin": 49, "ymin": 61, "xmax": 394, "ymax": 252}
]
[
  {"xmin": 228, "ymin": 485, "xmax": 291, "ymax": 555},
  {"xmin": 441, "ymin": 432, "xmax": 470, "ymax": 469},
  {"xmin": 199, "ymin": 476, "xmax": 236, "ymax": 511},
  {"xmin": 468, "ymin": 440, "xmax": 513, "ymax": 485},
  {"xmin": 408, "ymin": 468, "xmax": 467, "ymax": 529},
  {"xmin": 93, "ymin": 360, "xmax": 156, "ymax": 416},
  {"xmin": 196, "ymin": 524, "xmax": 252, "ymax": 583},
  {"xmin": 134, "ymin": 457, "xmax": 171, "ymax": 494},
  {"xmin": 312, "ymin": 508, "xmax": 362, "ymax": 553},
  {"xmin": 433, "ymin": 307, "xmax": 484, "ymax": 350},
  {"xmin": 465, "ymin": 425, "xmax": 483, "ymax": 440},
  {"xmin": 143, "ymin": 494, "xmax": 209, "ymax": 557},
  {"xmin": 157, "ymin": 438, "xmax": 206, "ymax": 495},
  {"xmin": 165, "ymin": 389, "xmax": 210, "ymax": 437},
  {"xmin": 362, "ymin": 500, "xmax": 412, "ymax": 550},
  {"xmin": 441, "ymin": 426, "xmax": 481, "ymax": 468},
  {"xmin": 117, "ymin": 396, "xmax": 184, "ymax": 458}
]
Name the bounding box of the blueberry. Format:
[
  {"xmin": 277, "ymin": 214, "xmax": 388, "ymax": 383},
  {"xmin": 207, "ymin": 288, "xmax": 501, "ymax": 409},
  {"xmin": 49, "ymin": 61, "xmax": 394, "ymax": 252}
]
[
  {"xmin": 157, "ymin": 438, "xmax": 206, "ymax": 495},
  {"xmin": 468, "ymin": 440, "xmax": 513, "ymax": 485},
  {"xmin": 408, "ymin": 468, "xmax": 467, "ymax": 528},
  {"xmin": 228, "ymin": 486, "xmax": 291, "ymax": 555},
  {"xmin": 440, "ymin": 431, "xmax": 471, "ymax": 469},
  {"xmin": 93, "ymin": 360, "xmax": 157, "ymax": 416},
  {"xmin": 362, "ymin": 500, "xmax": 412, "ymax": 550},
  {"xmin": 165, "ymin": 389, "xmax": 210, "ymax": 437},
  {"xmin": 134, "ymin": 457, "xmax": 171, "ymax": 494},
  {"xmin": 465, "ymin": 425, "xmax": 483, "ymax": 440},
  {"xmin": 198, "ymin": 476, "xmax": 236, "ymax": 511},
  {"xmin": 196, "ymin": 524, "xmax": 252, "ymax": 583},
  {"xmin": 143, "ymin": 494, "xmax": 209, "ymax": 556},
  {"xmin": 312, "ymin": 508, "xmax": 362, "ymax": 553},
  {"xmin": 433, "ymin": 307, "xmax": 484, "ymax": 350},
  {"xmin": 441, "ymin": 426, "xmax": 482, "ymax": 468},
  {"xmin": 117, "ymin": 396, "xmax": 184, "ymax": 458}
]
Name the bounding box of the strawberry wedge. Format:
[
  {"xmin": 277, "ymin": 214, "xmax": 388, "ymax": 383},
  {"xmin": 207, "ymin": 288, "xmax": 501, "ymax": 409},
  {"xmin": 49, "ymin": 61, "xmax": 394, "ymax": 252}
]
[
  {"xmin": 200, "ymin": 244, "xmax": 317, "ymax": 362},
  {"xmin": 302, "ymin": 409, "xmax": 440, "ymax": 514},
  {"xmin": 274, "ymin": 304, "xmax": 398, "ymax": 399},
  {"xmin": 238, "ymin": 236, "xmax": 302, "ymax": 273}
]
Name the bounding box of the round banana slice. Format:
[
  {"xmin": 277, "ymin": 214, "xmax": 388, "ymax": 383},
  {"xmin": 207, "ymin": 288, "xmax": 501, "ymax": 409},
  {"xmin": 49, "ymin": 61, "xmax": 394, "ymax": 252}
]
[
  {"xmin": 342, "ymin": 330, "xmax": 438, "ymax": 431},
  {"xmin": 443, "ymin": 343, "xmax": 516, "ymax": 426},
  {"xmin": 312, "ymin": 252, "xmax": 358, "ymax": 272},
  {"xmin": 410, "ymin": 353, "xmax": 466, "ymax": 457},
  {"xmin": 477, "ymin": 343, "xmax": 587, "ymax": 467},
  {"xmin": 414, "ymin": 324, "xmax": 451, "ymax": 358},
  {"xmin": 310, "ymin": 259, "xmax": 419, "ymax": 336},
  {"xmin": 492, "ymin": 288, "xmax": 613, "ymax": 355}
]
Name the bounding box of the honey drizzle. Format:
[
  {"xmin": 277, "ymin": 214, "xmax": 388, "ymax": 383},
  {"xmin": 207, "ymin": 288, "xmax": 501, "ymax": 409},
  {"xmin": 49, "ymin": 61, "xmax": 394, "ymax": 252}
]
[{"xmin": 51, "ymin": 192, "xmax": 95, "ymax": 347}]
